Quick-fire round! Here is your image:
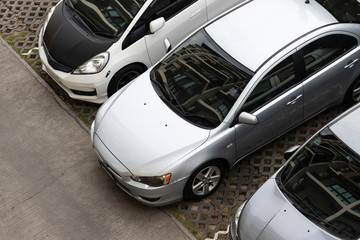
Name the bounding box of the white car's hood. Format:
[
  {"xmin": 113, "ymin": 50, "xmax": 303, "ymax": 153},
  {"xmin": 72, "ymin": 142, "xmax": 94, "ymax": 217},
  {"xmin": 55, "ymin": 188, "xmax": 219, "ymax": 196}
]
[
  {"xmin": 239, "ymin": 178, "xmax": 337, "ymax": 240},
  {"xmin": 96, "ymin": 73, "xmax": 210, "ymax": 175}
]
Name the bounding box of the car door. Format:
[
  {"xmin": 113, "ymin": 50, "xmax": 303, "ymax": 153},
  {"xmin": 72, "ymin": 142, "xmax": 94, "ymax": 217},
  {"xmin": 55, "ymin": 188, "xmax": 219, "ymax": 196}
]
[
  {"xmin": 234, "ymin": 53, "xmax": 304, "ymax": 158},
  {"xmin": 300, "ymin": 33, "xmax": 359, "ymax": 119},
  {"xmin": 144, "ymin": 0, "xmax": 207, "ymax": 65}
]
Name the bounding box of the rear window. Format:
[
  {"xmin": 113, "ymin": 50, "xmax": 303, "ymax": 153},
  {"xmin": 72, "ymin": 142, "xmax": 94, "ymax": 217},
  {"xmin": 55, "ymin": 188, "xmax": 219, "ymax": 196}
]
[{"xmin": 316, "ymin": 0, "xmax": 360, "ymax": 23}]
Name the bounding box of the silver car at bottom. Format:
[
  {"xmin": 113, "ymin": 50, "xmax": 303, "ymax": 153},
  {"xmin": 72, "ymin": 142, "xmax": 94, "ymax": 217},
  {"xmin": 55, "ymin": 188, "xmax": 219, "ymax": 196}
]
[{"xmin": 229, "ymin": 103, "xmax": 360, "ymax": 240}]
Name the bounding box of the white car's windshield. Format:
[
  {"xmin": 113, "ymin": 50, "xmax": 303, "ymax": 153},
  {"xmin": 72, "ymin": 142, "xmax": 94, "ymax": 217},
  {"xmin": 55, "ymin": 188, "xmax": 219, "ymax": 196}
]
[
  {"xmin": 151, "ymin": 29, "xmax": 253, "ymax": 129},
  {"xmin": 278, "ymin": 127, "xmax": 360, "ymax": 239},
  {"xmin": 68, "ymin": 0, "xmax": 146, "ymax": 37},
  {"xmin": 316, "ymin": 0, "xmax": 360, "ymax": 23}
]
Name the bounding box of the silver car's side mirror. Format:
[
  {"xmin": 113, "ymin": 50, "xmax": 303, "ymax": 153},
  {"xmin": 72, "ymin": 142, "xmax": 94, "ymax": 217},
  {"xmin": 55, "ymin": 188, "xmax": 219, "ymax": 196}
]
[
  {"xmin": 238, "ymin": 112, "xmax": 259, "ymax": 125},
  {"xmin": 283, "ymin": 145, "xmax": 301, "ymax": 160},
  {"xmin": 149, "ymin": 17, "xmax": 165, "ymax": 33},
  {"xmin": 164, "ymin": 38, "xmax": 172, "ymax": 52}
]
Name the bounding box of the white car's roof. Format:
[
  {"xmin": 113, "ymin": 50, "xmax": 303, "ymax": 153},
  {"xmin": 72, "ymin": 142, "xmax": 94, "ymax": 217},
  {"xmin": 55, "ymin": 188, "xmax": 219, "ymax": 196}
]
[
  {"xmin": 330, "ymin": 104, "xmax": 360, "ymax": 154},
  {"xmin": 205, "ymin": 0, "xmax": 338, "ymax": 72}
]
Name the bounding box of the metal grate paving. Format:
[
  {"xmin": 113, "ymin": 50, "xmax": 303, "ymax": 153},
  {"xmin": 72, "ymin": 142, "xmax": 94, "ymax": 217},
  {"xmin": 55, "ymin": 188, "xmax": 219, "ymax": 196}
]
[{"xmin": 0, "ymin": 1, "xmax": 349, "ymax": 239}]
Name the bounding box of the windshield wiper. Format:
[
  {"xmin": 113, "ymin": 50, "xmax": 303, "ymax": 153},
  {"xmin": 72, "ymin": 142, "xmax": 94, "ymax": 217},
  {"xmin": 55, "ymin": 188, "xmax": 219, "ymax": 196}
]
[
  {"xmin": 181, "ymin": 113, "xmax": 220, "ymax": 127},
  {"xmin": 150, "ymin": 73, "xmax": 172, "ymax": 100}
]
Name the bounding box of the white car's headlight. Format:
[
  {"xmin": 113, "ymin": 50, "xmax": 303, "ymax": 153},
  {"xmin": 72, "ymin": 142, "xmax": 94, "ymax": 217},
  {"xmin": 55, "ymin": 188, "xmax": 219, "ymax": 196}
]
[
  {"xmin": 131, "ymin": 174, "xmax": 171, "ymax": 187},
  {"xmin": 73, "ymin": 52, "xmax": 109, "ymax": 74}
]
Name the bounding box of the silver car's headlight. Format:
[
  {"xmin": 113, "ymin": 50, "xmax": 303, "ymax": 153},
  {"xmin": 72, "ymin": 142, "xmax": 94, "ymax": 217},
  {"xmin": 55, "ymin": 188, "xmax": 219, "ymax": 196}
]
[
  {"xmin": 73, "ymin": 52, "xmax": 109, "ymax": 74},
  {"xmin": 131, "ymin": 173, "xmax": 171, "ymax": 187}
]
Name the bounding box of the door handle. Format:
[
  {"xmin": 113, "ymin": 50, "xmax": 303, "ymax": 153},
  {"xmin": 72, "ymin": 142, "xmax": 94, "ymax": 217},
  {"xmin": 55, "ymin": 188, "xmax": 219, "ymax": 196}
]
[
  {"xmin": 190, "ymin": 9, "xmax": 202, "ymax": 18},
  {"xmin": 287, "ymin": 94, "xmax": 302, "ymax": 105},
  {"xmin": 344, "ymin": 58, "xmax": 359, "ymax": 69}
]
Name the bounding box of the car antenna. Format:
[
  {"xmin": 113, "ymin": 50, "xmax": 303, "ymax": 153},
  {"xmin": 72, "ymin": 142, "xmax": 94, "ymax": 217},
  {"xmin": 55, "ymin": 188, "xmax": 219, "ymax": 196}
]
[{"xmin": 305, "ymin": 0, "xmax": 310, "ymax": 3}]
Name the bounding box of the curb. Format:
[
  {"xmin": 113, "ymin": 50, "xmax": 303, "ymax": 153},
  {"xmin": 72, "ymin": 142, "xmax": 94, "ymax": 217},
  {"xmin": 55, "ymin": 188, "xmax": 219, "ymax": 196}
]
[{"xmin": 0, "ymin": 37, "xmax": 91, "ymax": 135}]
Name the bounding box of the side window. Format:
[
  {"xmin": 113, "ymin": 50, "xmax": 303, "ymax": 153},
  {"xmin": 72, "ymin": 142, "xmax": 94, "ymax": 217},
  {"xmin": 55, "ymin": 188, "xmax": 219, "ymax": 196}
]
[
  {"xmin": 242, "ymin": 55, "xmax": 297, "ymax": 113},
  {"xmin": 151, "ymin": 0, "xmax": 197, "ymax": 21},
  {"xmin": 302, "ymin": 34, "xmax": 357, "ymax": 77},
  {"xmin": 123, "ymin": 0, "xmax": 197, "ymax": 49}
]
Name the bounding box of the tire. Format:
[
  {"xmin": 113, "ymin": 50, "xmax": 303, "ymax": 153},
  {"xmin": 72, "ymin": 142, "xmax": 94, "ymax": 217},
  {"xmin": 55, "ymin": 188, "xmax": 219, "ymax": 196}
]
[
  {"xmin": 107, "ymin": 64, "xmax": 146, "ymax": 97},
  {"xmin": 345, "ymin": 77, "xmax": 360, "ymax": 105},
  {"xmin": 183, "ymin": 160, "xmax": 225, "ymax": 200}
]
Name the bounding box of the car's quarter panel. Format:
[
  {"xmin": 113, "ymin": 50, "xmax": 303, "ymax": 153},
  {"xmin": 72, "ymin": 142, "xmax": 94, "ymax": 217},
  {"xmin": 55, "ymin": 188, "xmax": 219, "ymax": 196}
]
[
  {"xmin": 160, "ymin": 123, "xmax": 238, "ymax": 181},
  {"xmin": 145, "ymin": 0, "xmax": 207, "ymax": 65},
  {"xmin": 300, "ymin": 31, "xmax": 360, "ymax": 119},
  {"xmin": 238, "ymin": 178, "xmax": 288, "ymax": 240}
]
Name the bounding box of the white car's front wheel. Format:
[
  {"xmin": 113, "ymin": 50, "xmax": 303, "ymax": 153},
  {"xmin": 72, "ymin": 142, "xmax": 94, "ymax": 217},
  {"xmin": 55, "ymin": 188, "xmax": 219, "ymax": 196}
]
[{"xmin": 107, "ymin": 64, "xmax": 146, "ymax": 97}]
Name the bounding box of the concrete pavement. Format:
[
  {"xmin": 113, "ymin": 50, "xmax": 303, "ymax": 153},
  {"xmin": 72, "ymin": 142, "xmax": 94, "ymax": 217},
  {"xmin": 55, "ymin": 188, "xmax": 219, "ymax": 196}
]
[{"xmin": 0, "ymin": 39, "xmax": 195, "ymax": 240}]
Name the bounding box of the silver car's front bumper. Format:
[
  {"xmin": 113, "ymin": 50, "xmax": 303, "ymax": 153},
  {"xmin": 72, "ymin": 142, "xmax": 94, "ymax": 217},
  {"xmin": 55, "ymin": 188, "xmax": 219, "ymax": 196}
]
[
  {"xmin": 92, "ymin": 134, "xmax": 186, "ymax": 207},
  {"xmin": 228, "ymin": 200, "xmax": 247, "ymax": 240}
]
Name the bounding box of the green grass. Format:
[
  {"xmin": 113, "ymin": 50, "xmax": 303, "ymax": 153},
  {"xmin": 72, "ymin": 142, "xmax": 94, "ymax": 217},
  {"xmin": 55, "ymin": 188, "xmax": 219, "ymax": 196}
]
[{"xmin": 167, "ymin": 204, "xmax": 203, "ymax": 240}]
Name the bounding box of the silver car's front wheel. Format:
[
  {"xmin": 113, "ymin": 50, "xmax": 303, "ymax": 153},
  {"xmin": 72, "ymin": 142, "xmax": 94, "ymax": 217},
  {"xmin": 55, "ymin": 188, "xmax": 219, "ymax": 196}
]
[
  {"xmin": 345, "ymin": 77, "xmax": 360, "ymax": 105},
  {"xmin": 351, "ymin": 80, "xmax": 360, "ymax": 102},
  {"xmin": 184, "ymin": 161, "xmax": 225, "ymax": 200}
]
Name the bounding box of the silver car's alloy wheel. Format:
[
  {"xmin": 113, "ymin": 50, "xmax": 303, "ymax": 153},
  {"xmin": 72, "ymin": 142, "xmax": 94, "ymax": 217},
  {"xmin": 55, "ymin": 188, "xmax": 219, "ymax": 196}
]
[
  {"xmin": 192, "ymin": 165, "xmax": 221, "ymax": 196},
  {"xmin": 184, "ymin": 161, "xmax": 225, "ymax": 200}
]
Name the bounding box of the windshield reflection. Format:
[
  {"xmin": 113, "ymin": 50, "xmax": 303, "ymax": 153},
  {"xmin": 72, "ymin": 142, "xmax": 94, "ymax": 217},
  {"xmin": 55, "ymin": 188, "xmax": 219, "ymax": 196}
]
[
  {"xmin": 152, "ymin": 30, "xmax": 253, "ymax": 128},
  {"xmin": 70, "ymin": 0, "xmax": 146, "ymax": 37},
  {"xmin": 279, "ymin": 127, "xmax": 360, "ymax": 239}
]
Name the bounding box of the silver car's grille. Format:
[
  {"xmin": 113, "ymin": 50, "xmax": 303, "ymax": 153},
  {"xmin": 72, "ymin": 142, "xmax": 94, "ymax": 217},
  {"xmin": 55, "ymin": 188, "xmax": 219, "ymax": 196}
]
[{"xmin": 94, "ymin": 149, "xmax": 122, "ymax": 180}]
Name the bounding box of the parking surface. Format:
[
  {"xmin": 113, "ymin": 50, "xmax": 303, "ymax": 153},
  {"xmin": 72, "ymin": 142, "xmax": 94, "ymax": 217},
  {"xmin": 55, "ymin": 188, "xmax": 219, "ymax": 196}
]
[{"xmin": 0, "ymin": 1, "xmax": 349, "ymax": 239}]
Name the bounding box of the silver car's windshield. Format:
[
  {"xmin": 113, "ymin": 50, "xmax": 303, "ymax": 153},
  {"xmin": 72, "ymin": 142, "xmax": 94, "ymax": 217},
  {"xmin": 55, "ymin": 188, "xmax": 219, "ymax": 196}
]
[
  {"xmin": 151, "ymin": 29, "xmax": 253, "ymax": 129},
  {"xmin": 69, "ymin": 0, "xmax": 146, "ymax": 37},
  {"xmin": 278, "ymin": 127, "xmax": 360, "ymax": 240},
  {"xmin": 316, "ymin": 0, "xmax": 360, "ymax": 23}
]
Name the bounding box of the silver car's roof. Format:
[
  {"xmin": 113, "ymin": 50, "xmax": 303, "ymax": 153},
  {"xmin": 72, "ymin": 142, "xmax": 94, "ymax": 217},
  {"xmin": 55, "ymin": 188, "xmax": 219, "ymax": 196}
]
[
  {"xmin": 205, "ymin": 0, "xmax": 338, "ymax": 72},
  {"xmin": 330, "ymin": 104, "xmax": 360, "ymax": 154}
]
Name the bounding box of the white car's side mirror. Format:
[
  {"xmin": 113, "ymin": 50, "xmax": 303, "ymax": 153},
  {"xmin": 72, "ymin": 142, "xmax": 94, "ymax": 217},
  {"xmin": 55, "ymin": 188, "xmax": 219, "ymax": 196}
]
[
  {"xmin": 149, "ymin": 17, "xmax": 165, "ymax": 33},
  {"xmin": 238, "ymin": 112, "xmax": 259, "ymax": 125}
]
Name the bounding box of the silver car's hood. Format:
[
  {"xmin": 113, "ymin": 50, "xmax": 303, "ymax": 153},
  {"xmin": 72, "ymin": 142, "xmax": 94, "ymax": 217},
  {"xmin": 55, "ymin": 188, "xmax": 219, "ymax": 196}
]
[
  {"xmin": 239, "ymin": 178, "xmax": 336, "ymax": 240},
  {"xmin": 96, "ymin": 74, "xmax": 210, "ymax": 175}
]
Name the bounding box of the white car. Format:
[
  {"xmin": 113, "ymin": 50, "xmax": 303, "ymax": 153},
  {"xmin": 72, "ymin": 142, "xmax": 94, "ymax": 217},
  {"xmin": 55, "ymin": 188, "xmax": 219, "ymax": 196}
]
[
  {"xmin": 38, "ymin": 0, "xmax": 242, "ymax": 103},
  {"xmin": 91, "ymin": 0, "xmax": 360, "ymax": 207},
  {"xmin": 228, "ymin": 103, "xmax": 360, "ymax": 240}
]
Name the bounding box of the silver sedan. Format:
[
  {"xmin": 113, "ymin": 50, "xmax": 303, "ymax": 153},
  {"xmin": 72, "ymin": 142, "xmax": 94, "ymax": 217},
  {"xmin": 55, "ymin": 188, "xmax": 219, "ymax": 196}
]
[
  {"xmin": 229, "ymin": 103, "xmax": 360, "ymax": 240},
  {"xmin": 91, "ymin": 0, "xmax": 360, "ymax": 206}
]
